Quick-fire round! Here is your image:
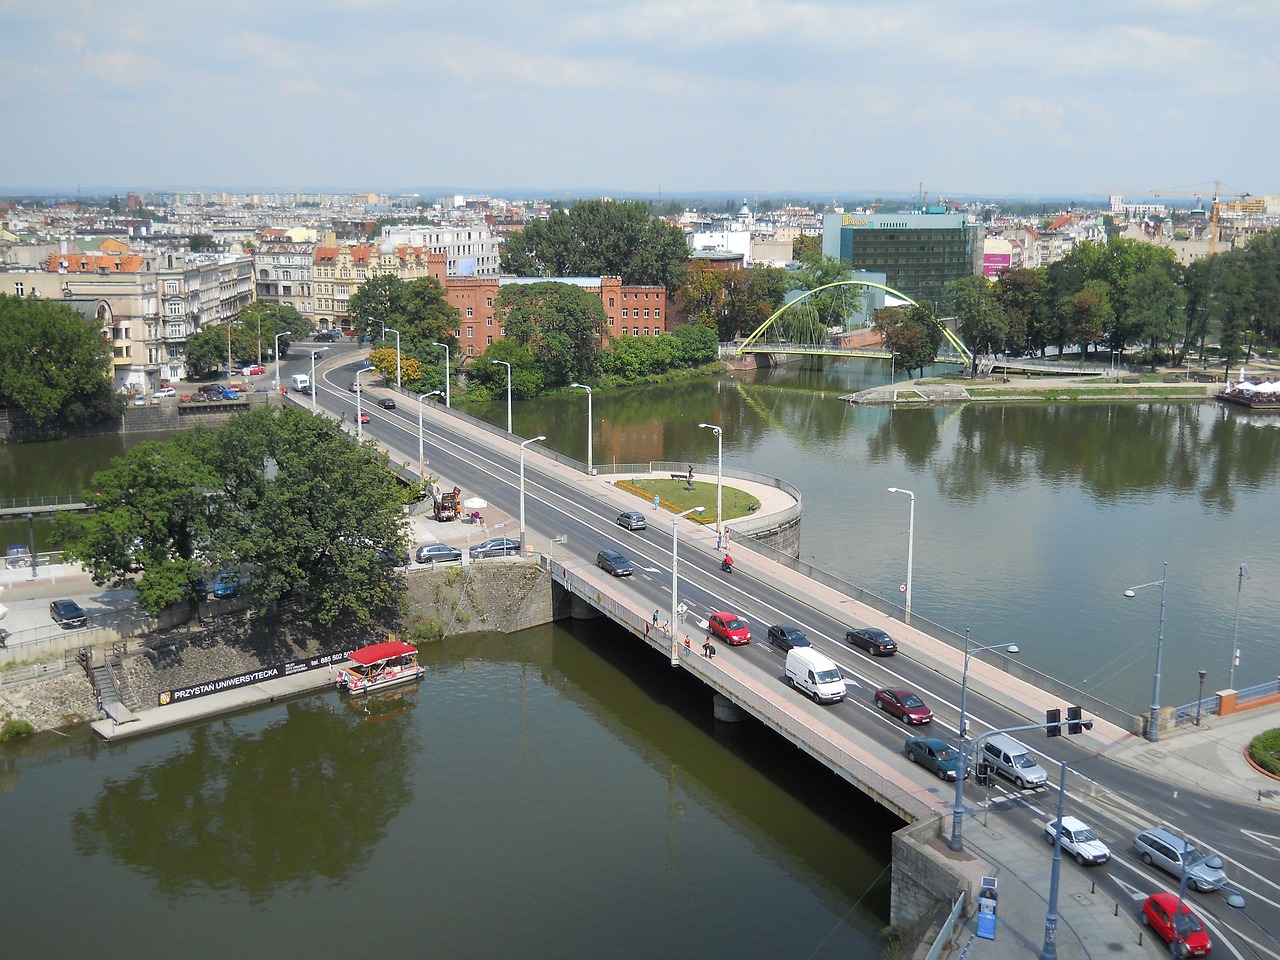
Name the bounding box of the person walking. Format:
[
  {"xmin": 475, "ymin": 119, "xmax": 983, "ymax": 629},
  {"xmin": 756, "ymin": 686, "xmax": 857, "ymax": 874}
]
[
  {"xmin": 652, "ymin": 609, "xmax": 660, "ymax": 627},
  {"xmin": 702, "ymin": 638, "xmax": 715, "ymax": 659}
]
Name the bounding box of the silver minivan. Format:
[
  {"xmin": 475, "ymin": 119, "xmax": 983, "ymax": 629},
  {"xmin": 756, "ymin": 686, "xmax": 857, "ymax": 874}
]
[
  {"xmin": 1134, "ymin": 827, "xmax": 1226, "ymax": 891},
  {"xmin": 980, "ymin": 733, "xmax": 1048, "ymax": 789}
]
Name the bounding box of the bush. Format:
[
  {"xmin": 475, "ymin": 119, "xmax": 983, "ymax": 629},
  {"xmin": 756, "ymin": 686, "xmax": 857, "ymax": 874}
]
[
  {"xmin": 1, "ymin": 717, "xmax": 37, "ymax": 742},
  {"xmin": 1248, "ymin": 728, "xmax": 1280, "ymax": 777}
]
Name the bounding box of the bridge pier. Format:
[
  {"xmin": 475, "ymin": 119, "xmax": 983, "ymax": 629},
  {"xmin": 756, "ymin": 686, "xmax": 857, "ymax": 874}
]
[
  {"xmin": 713, "ymin": 693, "xmax": 748, "ymax": 722},
  {"xmin": 568, "ymin": 593, "xmax": 603, "ymax": 621}
]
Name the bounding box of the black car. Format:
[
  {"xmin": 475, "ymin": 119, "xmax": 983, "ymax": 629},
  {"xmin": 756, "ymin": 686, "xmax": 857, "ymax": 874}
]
[
  {"xmin": 416, "ymin": 543, "xmax": 463, "ymax": 565},
  {"xmin": 596, "ymin": 549, "xmax": 633, "ymax": 576},
  {"xmin": 470, "ymin": 537, "xmax": 522, "ymax": 560},
  {"xmin": 315, "ymin": 331, "xmax": 338, "ymax": 342},
  {"xmin": 379, "ymin": 398, "xmax": 397, "ymax": 409},
  {"xmin": 846, "ymin": 627, "xmax": 898, "ymax": 656},
  {"xmin": 616, "ymin": 511, "xmax": 647, "ymax": 531},
  {"xmin": 50, "ymin": 599, "xmax": 88, "ymax": 629},
  {"xmin": 766, "ymin": 625, "xmax": 810, "ymax": 651}
]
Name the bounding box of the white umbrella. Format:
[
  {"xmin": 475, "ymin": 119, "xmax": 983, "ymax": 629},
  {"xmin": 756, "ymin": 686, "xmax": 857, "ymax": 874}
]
[{"xmin": 463, "ymin": 497, "xmax": 488, "ymax": 510}]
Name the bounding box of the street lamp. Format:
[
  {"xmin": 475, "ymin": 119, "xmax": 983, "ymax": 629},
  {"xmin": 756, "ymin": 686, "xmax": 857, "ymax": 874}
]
[
  {"xmin": 1196, "ymin": 669, "xmax": 1207, "ymax": 726},
  {"xmin": 519, "ymin": 435, "xmax": 546, "ymax": 554},
  {"xmin": 309, "ymin": 347, "xmax": 329, "ymax": 414},
  {"xmin": 355, "ymin": 366, "xmax": 368, "ymax": 440},
  {"xmin": 1229, "ymin": 562, "xmax": 1250, "ymax": 690},
  {"xmin": 570, "ymin": 382, "xmax": 594, "ymax": 475},
  {"xmin": 492, "ymin": 360, "xmax": 512, "ymax": 433},
  {"xmin": 24, "ymin": 512, "xmax": 37, "ymax": 580},
  {"xmin": 887, "ymin": 487, "xmax": 915, "ymax": 623},
  {"xmin": 385, "ymin": 327, "xmax": 402, "ymax": 391},
  {"xmin": 670, "ymin": 506, "xmax": 705, "ymax": 665},
  {"xmin": 697, "ymin": 423, "xmax": 723, "ymax": 542},
  {"xmin": 431, "ymin": 341, "xmax": 451, "ymax": 407},
  {"xmin": 951, "ymin": 628, "xmax": 1020, "ymax": 852},
  {"xmin": 1124, "ymin": 562, "xmax": 1169, "ymax": 743},
  {"xmin": 417, "ymin": 390, "xmax": 443, "ymax": 479},
  {"xmin": 272, "ymin": 330, "xmax": 292, "ymax": 392}
]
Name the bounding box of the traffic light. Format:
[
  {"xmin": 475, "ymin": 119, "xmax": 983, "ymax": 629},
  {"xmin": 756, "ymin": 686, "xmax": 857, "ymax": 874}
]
[
  {"xmin": 1067, "ymin": 705, "xmax": 1092, "ymax": 734},
  {"xmin": 1046, "ymin": 708, "xmax": 1061, "ymax": 737}
]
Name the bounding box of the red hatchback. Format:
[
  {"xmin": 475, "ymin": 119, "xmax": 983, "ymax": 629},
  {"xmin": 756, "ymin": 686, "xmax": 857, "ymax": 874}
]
[
  {"xmin": 1142, "ymin": 893, "xmax": 1211, "ymax": 957},
  {"xmin": 708, "ymin": 611, "xmax": 751, "ymax": 645},
  {"xmin": 874, "ymin": 687, "xmax": 934, "ymax": 724}
]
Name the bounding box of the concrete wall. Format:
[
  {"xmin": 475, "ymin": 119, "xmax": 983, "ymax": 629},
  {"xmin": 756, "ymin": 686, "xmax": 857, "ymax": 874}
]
[
  {"xmin": 0, "ymin": 392, "xmax": 282, "ymax": 442},
  {"xmin": 891, "ymin": 816, "xmax": 984, "ymax": 929},
  {"xmin": 400, "ymin": 561, "xmax": 557, "ymax": 637}
]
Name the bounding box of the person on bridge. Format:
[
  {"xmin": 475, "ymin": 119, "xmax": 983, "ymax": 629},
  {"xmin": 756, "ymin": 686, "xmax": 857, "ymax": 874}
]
[{"xmin": 721, "ymin": 554, "xmax": 733, "ymax": 573}]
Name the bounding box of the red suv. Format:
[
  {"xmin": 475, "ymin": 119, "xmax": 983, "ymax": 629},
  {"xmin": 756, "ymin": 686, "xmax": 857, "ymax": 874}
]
[{"xmin": 708, "ymin": 611, "xmax": 751, "ymax": 645}]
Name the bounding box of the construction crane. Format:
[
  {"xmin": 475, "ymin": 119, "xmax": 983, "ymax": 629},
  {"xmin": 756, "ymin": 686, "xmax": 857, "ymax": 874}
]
[{"xmin": 1209, "ymin": 180, "xmax": 1254, "ymax": 256}]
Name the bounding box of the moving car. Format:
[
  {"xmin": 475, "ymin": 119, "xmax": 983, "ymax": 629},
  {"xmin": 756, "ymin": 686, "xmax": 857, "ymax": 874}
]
[
  {"xmin": 766, "ymin": 625, "xmax": 810, "ymax": 652},
  {"xmin": 50, "ymin": 599, "xmax": 88, "ymax": 628},
  {"xmin": 358, "ymin": 412, "xmax": 371, "ymax": 424},
  {"xmin": 349, "ymin": 381, "xmax": 362, "ymax": 393},
  {"xmin": 470, "ymin": 537, "xmax": 522, "ymax": 560},
  {"xmin": 980, "ymin": 733, "xmax": 1048, "ymax": 789},
  {"xmin": 845, "ymin": 627, "xmax": 898, "ymax": 656},
  {"xmin": 315, "ymin": 330, "xmax": 338, "ymax": 342},
  {"xmin": 211, "ymin": 571, "xmax": 241, "ymax": 599},
  {"xmin": 904, "ymin": 737, "xmax": 966, "ymax": 781},
  {"xmin": 595, "ymin": 550, "xmax": 633, "ymax": 577},
  {"xmin": 616, "ymin": 511, "xmax": 647, "ymax": 531},
  {"xmin": 1141, "ymin": 893, "xmax": 1212, "ymax": 956},
  {"xmin": 1044, "ymin": 816, "xmax": 1110, "ymax": 865},
  {"xmin": 1134, "ymin": 828, "xmax": 1227, "ymax": 892},
  {"xmin": 415, "ymin": 543, "xmax": 463, "ymax": 565},
  {"xmin": 874, "ymin": 687, "xmax": 934, "ymax": 724},
  {"xmin": 784, "ymin": 647, "xmax": 845, "ymax": 703},
  {"xmin": 378, "ymin": 398, "xmax": 397, "ymax": 409},
  {"xmin": 707, "ymin": 611, "xmax": 751, "ymax": 645},
  {"xmin": 241, "ymin": 364, "xmax": 265, "ymax": 376}
]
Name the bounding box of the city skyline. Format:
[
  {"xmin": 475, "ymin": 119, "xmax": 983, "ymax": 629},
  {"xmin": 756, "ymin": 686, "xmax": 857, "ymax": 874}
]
[{"xmin": 2, "ymin": 2, "xmax": 1276, "ymax": 198}]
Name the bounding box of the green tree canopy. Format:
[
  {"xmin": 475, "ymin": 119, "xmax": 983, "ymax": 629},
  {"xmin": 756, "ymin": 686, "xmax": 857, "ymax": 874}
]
[
  {"xmin": 471, "ymin": 339, "xmax": 543, "ymax": 400},
  {"xmin": 944, "ymin": 275, "xmax": 1008, "ymax": 358},
  {"xmin": 0, "ymin": 294, "xmax": 121, "ymax": 428},
  {"xmin": 873, "ymin": 303, "xmax": 943, "ymax": 379},
  {"xmin": 184, "ymin": 328, "xmax": 229, "ymax": 378},
  {"xmin": 495, "ymin": 282, "xmax": 606, "ymax": 388}
]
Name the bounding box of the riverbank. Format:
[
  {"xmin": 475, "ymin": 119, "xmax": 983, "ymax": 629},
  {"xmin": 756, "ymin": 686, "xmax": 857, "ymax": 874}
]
[{"xmin": 851, "ymin": 372, "xmax": 1225, "ymax": 405}]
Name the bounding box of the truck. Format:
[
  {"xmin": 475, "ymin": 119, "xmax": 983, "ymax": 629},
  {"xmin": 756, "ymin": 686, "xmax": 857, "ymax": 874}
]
[
  {"xmin": 290, "ymin": 373, "xmax": 311, "ymax": 393},
  {"xmin": 434, "ymin": 486, "xmax": 461, "ymax": 522}
]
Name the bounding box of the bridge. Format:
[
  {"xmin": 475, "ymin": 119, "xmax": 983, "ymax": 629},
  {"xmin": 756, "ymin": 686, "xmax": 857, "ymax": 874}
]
[{"xmin": 0, "ymin": 494, "xmax": 91, "ymax": 517}]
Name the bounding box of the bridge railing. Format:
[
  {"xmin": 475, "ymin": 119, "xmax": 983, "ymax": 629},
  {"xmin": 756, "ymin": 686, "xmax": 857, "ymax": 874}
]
[{"xmin": 0, "ymin": 494, "xmax": 86, "ymax": 512}]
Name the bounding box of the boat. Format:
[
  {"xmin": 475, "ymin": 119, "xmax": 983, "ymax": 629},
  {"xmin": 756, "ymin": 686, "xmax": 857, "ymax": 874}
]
[{"xmin": 335, "ymin": 640, "xmax": 425, "ymax": 696}]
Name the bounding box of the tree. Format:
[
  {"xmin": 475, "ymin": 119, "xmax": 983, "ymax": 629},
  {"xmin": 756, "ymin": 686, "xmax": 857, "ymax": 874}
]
[
  {"xmin": 792, "ymin": 235, "xmax": 821, "ymax": 261},
  {"xmin": 188, "ymin": 233, "xmax": 217, "ymax": 252},
  {"xmin": 348, "ymin": 274, "xmax": 408, "ymax": 342},
  {"xmin": 472, "ymin": 339, "xmax": 542, "ymax": 400},
  {"xmin": 993, "ymin": 267, "xmax": 1047, "ymax": 357},
  {"xmin": 401, "ymin": 276, "xmax": 460, "ymax": 346},
  {"xmin": 495, "ymin": 282, "xmax": 605, "ymax": 388},
  {"xmin": 944, "ymin": 275, "xmax": 1008, "ymax": 362},
  {"xmin": 184, "ymin": 328, "xmax": 228, "ymax": 378},
  {"xmin": 1059, "ymin": 280, "xmax": 1113, "ymax": 356},
  {"xmin": 0, "ymin": 294, "xmax": 121, "ymax": 428},
  {"xmin": 1121, "ymin": 264, "xmax": 1185, "ymax": 366},
  {"xmin": 873, "ymin": 303, "xmax": 943, "ymax": 379},
  {"xmin": 499, "ymin": 200, "xmax": 689, "ymax": 292},
  {"xmin": 793, "ymin": 254, "xmax": 857, "ymax": 329},
  {"xmin": 237, "ymin": 303, "xmax": 309, "ymax": 362}
]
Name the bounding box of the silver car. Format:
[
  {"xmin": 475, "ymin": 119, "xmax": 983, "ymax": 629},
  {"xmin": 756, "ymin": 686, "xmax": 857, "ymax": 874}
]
[{"xmin": 1134, "ymin": 827, "xmax": 1226, "ymax": 891}]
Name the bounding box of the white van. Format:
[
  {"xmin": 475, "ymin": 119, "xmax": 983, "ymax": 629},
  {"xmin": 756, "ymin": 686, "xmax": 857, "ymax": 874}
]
[
  {"xmin": 290, "ymin": 374, "xmax": 311, "ymax": 393},
  {"xmin": 979, "ymin": 733, "xmax": 1048, "ymax": 789},
  {"xmin": 784, "ymin": 648, "xmax": 846, "ymax": 704}
]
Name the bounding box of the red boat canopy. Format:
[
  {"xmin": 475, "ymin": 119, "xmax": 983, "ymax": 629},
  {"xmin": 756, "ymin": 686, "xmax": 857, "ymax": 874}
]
[{"xmin": 348, "ymin": 641, "xmax": 418, "ymax": 666}]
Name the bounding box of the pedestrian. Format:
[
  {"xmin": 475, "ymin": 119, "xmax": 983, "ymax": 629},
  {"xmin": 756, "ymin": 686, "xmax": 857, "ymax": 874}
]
[
  {"xmin": 684, "ymin": 635, "xmax": 692, "ymax": 655},
  {"xmin": 652, "ymin": 609, "xmax": 659, "ymax": 627},
  {"xmin": 702, "ymin": 638, "xmax": 713, "ymax": 658},
  {"xmin": 660, "ymin": 619, "xmax": 670, "ymax": 635}
]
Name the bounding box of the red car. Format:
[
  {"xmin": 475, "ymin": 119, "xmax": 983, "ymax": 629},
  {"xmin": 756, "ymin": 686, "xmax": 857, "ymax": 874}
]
[
  {"xmin": 241, "ymin": 364, "xmax": 265, "ymax": 376},
  {"xmin": 708, "ymin": 611, "xmax": 750, "ymax": 645},
  {"xmin": 358, "ymin": 412, "xmax": 371, "ymax": 424},
  {"xmin": 1141, "ymin": 893, "xmax": 1211, "ymax": 957},
  {"xmin": 874, "ymin": 687, "xmax": 934, "ymax": 724}
]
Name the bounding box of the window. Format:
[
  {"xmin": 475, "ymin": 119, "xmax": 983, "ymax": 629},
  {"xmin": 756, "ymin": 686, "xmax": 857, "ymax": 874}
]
[
  {"xmin": 13, "ymin": 282, "xmax": 23, "ymax": 297},
  {"xmin": 166, "ymin": 301, "xmax": 184, "ymax": 316},
  {"xmin": 167, "ymin": 322, "xmax": 184, "ymax": 338},
  {"xmin": 466, "ymin": 345, "xmax": 474, "ymax": 357},
  {"xmin": 632, "ymin": 327, "xmax": 639, "ymax": 336},
  {"xmin": 165, "ymin": 280, "xmax": 179, "ymax": 294},
  {"xmin": 466, "ymin": 307, "xmax": 473, "ymax": 317},
  {"xmin": 644, "ymin": 327, "xmax": 650, "ymax": 337},
  {"xmin": 608, "ymin": 297, "xmax": 615, "ymax": 308},
  {"xmin": 282, "ymin": 270, "xmax": 292, "ymax": 280},
  {"xmin": 644, "ymin": 308, "xmax": 650, "ymax": 318},
  {"xmin": 467, "ymin": 325, "xmax": 474, "ymax": 339},
  {"xmin": 654, "ymin": 308, "xmax": 661, "ymax": 318},
  {"xmin": 486, "ymin": 297, "xmax": 493, "ymax": 307},
  {"xmin": 608, "ymin": 317, "xmax": 615, "ymax": 327},
  {"xmin": 486, "ymin": 316, "xmax": 493, "ymax": 326},
  {"xmin": 487, "ymin": 336, "xmax": 493, "ymax": 345},
  {"xmin": 622, "ymin": 308, "xmax": 629, "ymax": 318}
]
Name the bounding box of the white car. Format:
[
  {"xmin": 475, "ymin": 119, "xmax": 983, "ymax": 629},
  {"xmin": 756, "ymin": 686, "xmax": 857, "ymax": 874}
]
[
  {"xmin": 1044, "ymin": 816, "xmax": 1110, "ymax": 865},
  {"xmin": 153, "ymin": 386, "xmax": 177, "ymax": 398}
]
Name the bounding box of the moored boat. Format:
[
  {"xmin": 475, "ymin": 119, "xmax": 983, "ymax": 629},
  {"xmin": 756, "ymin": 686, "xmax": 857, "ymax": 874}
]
[{"xmin": 335, "ymin": 640, "xmax": 425, "ymax": 696}]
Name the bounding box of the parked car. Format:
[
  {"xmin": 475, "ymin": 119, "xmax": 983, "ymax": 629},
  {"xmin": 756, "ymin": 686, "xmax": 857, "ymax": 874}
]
[
  {"xmin": 470, "ymin": 537, "xmax": 522, "ymax": 560},
  {"xmin": 315, "ymin": 331, "xmax": 338, "ymax": 342},
  {"xmin": 197, "ymin": 383, "xmax": 226, "ymax": 396},
  {"xmin": 415, "ymin": 543, "xmax": 463, "ymax": 565},
  {"xmin": 707, "ymin": 611, "xmax": 751, "ymax": 645},
  {"xmin": 766, "ymin": 625, "xmax": 810, "ymax": 652},
  {"xmin": 1134, "ymin": 828, "xmax": 1227, "ymax": 892},
  {"xmin": 211, "ymin": 571, "xmax": 241, "ymax": 599},
  {"xmin": 1044, "ymin": 816, "xmax": 1111, "ymax": 866},
  {"xmin": 5, "ymin": 544, "xmax": 31, "ymax": 568},
  {"xmin": 50, "ymin": 598, "xmax": 88, "ymax": 629},
  {"xmin": 845, "ymin": 627, "xmax": 898, "ymax": 656},
  {"xmin": 596, "ymin": 549, "xmax": 633, "ymax": 577},
  {"xmin": 1141, "ymin": 893, "xmax": 1212, "ymax": 957},
  {"xmin": 378, "ymin": 398, "xmax": 397, "ymax": 409},
  {"xmin": 616, "ymin": 511, "xmax": 647, "ymax": 531},
  {"xmin": 904, "ymin": 737, "xmax": 966, "ymax": 781},
  {"xmin": 153, "ymin": 386, "xmax": 177, "ymax": 398},
  {"xmin": 874, "ymin": 687, "xmax": 934, "ymax": 724},
  {"xmin": 241, "ymin": 364, "xmax": 265, "ymax": 376}
]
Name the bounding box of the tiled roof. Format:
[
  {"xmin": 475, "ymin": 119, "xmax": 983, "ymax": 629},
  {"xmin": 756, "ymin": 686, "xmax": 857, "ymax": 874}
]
[{"xmin": 45, "ymin": 252, "xmax": 145, "ymax": 273}]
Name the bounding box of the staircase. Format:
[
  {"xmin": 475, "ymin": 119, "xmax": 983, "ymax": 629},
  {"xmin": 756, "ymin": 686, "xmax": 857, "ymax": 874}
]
[{"xmin": 85, "ymin": 644, "xmax": 139, "ymax": 724}]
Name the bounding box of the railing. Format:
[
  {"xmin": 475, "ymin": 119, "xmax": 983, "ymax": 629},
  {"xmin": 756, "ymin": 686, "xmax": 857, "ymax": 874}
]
[
  {"xmin": 1234, "ymin": 676, "xmax": 1280, "ymax": 708},
  {"xmin": 923, "ymin": 892, "xmax": 967, "ymax": 960},
  {"xmin": 0, "ymin": 494, "xmax": 86, "ymax": 512},
  {"xmin": 1173, "ymin": 697, "xmax": 1218, "ymax": 726}
]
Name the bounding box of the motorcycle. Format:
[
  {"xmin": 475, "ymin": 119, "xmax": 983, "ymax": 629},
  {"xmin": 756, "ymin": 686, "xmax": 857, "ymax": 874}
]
[{"xmin": 720, "ymin": 559, "xmax": 733, "ymax": 574}]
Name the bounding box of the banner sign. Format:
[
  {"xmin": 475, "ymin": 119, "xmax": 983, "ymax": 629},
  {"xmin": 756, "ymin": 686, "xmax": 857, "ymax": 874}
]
[{"xmin": 158, "ymin": 649, "xmax": 353, "ymax": 706}]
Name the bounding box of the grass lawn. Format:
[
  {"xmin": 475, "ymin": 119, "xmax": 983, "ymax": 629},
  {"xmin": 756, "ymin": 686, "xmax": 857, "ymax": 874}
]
[{"xmin": 614, "ymin": 477, "xmax": 760, "ymax": 524}]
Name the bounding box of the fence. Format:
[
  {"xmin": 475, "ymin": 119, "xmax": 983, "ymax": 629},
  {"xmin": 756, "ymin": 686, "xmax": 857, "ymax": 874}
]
[
  {"xmin": 0, "ymin": 493, "xmax": 87, "ymax": 513},
  {"xmin": 0, "ymin": 603, "xmax": 191, "ymax": 670},
  {"xmin": 923, "ymin": 892, "xmax": 967, "ymax": 960}
]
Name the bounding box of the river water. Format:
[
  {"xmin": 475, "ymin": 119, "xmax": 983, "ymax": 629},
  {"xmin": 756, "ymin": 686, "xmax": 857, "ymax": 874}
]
[{"xmin": 3, "ymin": 359, "xmax": 1278, "ymax": 955}]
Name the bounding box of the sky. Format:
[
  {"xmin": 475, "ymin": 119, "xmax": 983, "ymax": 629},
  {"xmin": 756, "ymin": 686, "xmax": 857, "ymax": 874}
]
[{"xmin": 1, "ymin": 1, "xmax": 1276, "ymax": 200}]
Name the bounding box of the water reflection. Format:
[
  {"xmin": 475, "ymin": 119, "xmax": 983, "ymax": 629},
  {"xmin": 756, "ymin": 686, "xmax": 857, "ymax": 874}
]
[{"xmin": 71, "ymin": 698, "xmax": 415, "ymax": 902}]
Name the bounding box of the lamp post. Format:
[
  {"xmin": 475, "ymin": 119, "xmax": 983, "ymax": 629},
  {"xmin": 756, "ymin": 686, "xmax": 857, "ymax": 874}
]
[
  {"xmin": 309, "ymin": 347, "xmax": 329, "ymax": 413},
  {"xmin": 1040, "ymin": 759, "xmax": 1069, "ymax": 960},
  {"xmin": 386, "ymin": 327, "xmax": 401, "ymax": 391},
  {"xmin": 272, "ymin": 330, "xmax": 292, "ymax": 392},
  {"xmin": 570, "ymin": 383, "xmax": 593, "ymax": 475},
  {"xmin": 416, "ymin": 390, "xmax": 443, "ymax": 479},
  {"xmin": 24, "ymin": 512, "xmax": 37, "ymax": 580},
  {"xmin": 431, "ymin": 341, "xmax": 451, "ymax": 407},
  {"xmin": 950, "ymin": 628, "xmax": 1020, "ymax": 852},
  {"xmin": 887, "ymin": 487, "xmax": 915, "ymax": 623},
  {"xmin": 1229, "ymin": 562, "xmax": 1250, "ymax": 690},
  {"xmin": 697, "ymin": 422, "xmax": 723, "ymax": 541},
  {"xmin": 256, "ymin": 311, "xmax": 263, "ymax": 366},
  {"xmin": 670, "ymin": 506, "xmax": 705, "ymax": 665},
  {"xmin": 1196, "ymin": 670, "xmax": 1207, "ymax": 726},
  {"xmin": 355, "ymin": 366, "xmax": 367, "ymax": 440},
  {"xmin": 1124, "ymin": 562, "xmax": 1168, "ymax": 743},
  {"xmin": 519, "ymin": 435, "xmax": 546, "ymax": 554},
  {"xmin": 492, "ymin": 360, "xmax": 512, "ymax": 433}
]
